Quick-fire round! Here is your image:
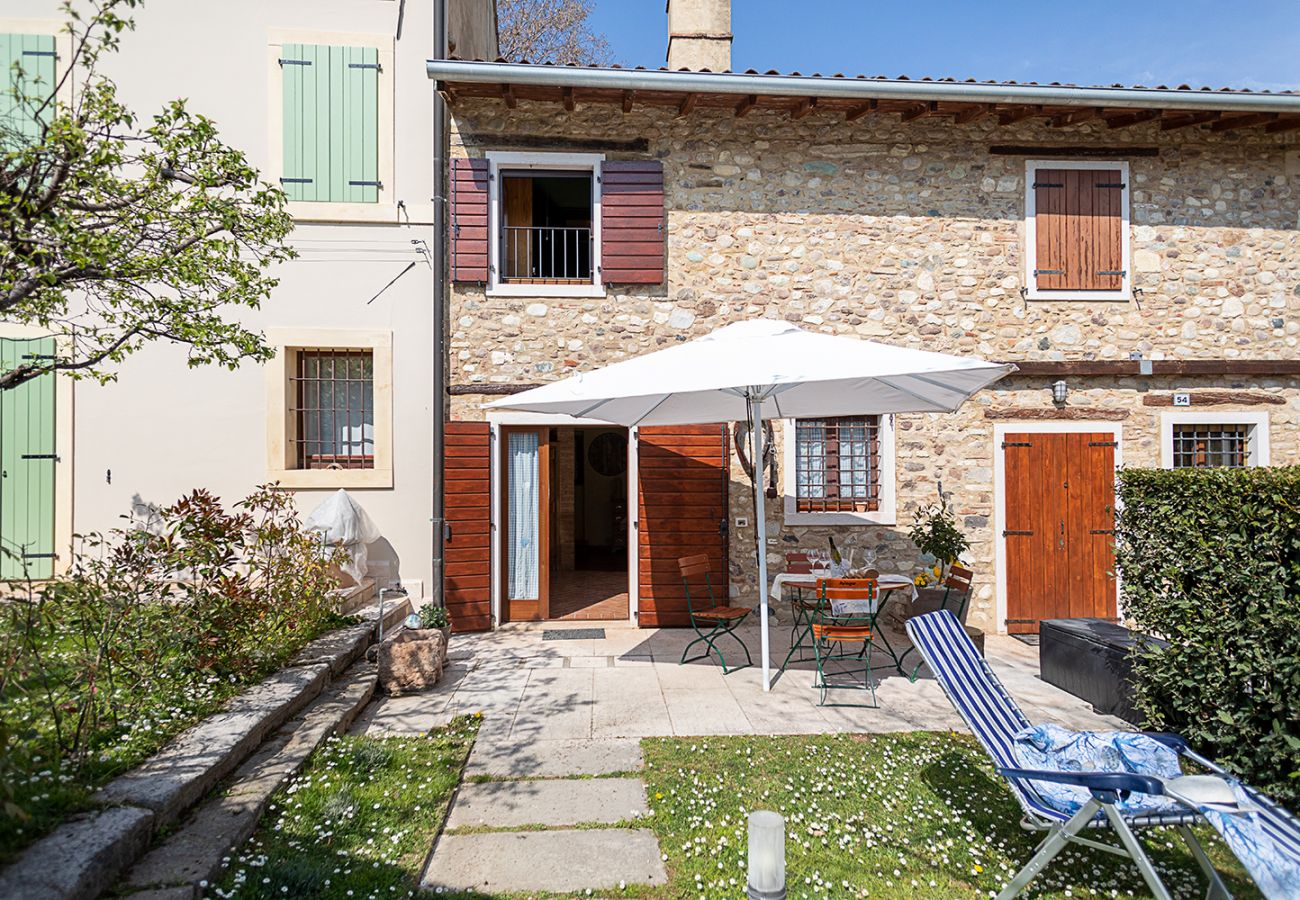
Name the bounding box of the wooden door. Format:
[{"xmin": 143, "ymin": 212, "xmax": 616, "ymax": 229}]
[
  {"xmin": 637, "ymin": 424, "xmax": 729, "ymax": 627},
  {"xmin": 1003, "ymin": 432, "xmax": 1116, "ymax": 634},
  {"xmin": 500, "ymin": 427, "xmax": 550, "ymax": 623},
  {"xmin": 444, "ymin": 422, "xmax": 492, "ymax": 632}
]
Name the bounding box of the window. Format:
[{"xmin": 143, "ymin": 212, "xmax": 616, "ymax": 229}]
[
  {"xmin": 265, "ymin": 329, "xmax": 392, "ymax": 489},
  {"xmin": 794, "ymin": 417, "xmax": 880, "ymax": 513},
  {"xmin": 1160, "ymin": 412, "xmax": 1269, "ymax": 469},
  {"xmin": 290, "ymin": 350, "xmax": 374, "ymax": 470},
  {"xmin": 499, "ymin": 170, "xmax": 594, "ymax": 284},
  {"xmin": 1, "ymin": 32, "xmax": 56, "ymax": 145},
  {"xmin": 1025, "ymin": 160, "xmax": 1130, "ymax": 300}
]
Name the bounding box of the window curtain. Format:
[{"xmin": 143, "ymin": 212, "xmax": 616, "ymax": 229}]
[{"xmin": 507, "ymin": 431, "xmax": 540, "ymax": 599}]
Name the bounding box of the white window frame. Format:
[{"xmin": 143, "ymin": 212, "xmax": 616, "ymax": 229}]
[
  {"xmin": 1160, "ymin": 410, "xmax": 1270, "ymax": 469},
  {"xmin": 264, "ymin": 328, "xmax": 393, "ymax": 489},
  {"xmin": 485, "ymin": 150, "xmax": 605, "ymax": 299},
  {"xmin": 266, "ymin": 28, "xmax": 396, "ymax": 224},
  {"xmin": 1024, "ymin": 159, "xmax": 1131, "ymax": 302},
  {"xmin": 781, "ymin": 415, "xmax": 897, "ymax": 526}
]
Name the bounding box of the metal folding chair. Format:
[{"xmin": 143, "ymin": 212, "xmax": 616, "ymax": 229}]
[
  {"xmin": 906, "ymin": 610, "xmax": 1300, "ymax": 900},
  {"xmin": 809, "ymin": 577, "xmax": 883, "ymax": 707},
  {"xmin": 678, "ymin": 554, "xmax": 752, "ymax": 673}
]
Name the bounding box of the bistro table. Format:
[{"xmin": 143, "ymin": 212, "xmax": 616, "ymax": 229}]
[{"xmin": 770, "ymin": 573, "xmax": 916, "ymax": 674}]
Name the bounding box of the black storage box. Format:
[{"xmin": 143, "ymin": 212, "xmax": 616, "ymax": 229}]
[{"xmin": 1039, "ymin": 619, "xmax": 1167, "ymax": 725}]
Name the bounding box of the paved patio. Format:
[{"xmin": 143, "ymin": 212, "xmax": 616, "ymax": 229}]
[{"xmin": 355, "ymin": 616, "xmax": 1122, "ymax": 740}]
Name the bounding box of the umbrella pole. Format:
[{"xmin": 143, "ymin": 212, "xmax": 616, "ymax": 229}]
[{"xmin": 749, "ymin": 393, "xmax": 772, "ymax": 692}]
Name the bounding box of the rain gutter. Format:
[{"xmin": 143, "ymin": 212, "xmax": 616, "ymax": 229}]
[{"xmin": 425, "ymin": 59, "xmax": 1300, "ymax": 115}]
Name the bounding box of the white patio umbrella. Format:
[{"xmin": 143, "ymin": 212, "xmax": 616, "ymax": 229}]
[{"xmin": 486, "ymin": 319, "xmax": 1014, "ymax": 690}]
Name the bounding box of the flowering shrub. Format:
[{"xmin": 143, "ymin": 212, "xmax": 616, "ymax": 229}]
[{"xmin": 0, "ymin": 485, "xmax": 348, "ymax": 859}]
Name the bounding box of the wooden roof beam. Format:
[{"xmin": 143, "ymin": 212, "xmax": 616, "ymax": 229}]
[
  {"xmin": 1049, "ymin": 108, "xmax": 1099, "ymax": 127},
  {"xmin": 1265, "ymin": 116, "xmax": 1300, "ymax": 134},
  {"xmin": 1161, "ymin": 111, "xmax": 1220, "ymax": 131},
  {"xmin": 621, "ymin": 90, "xmax": 635, "ymax": 113},
  {"xmin": 1104, "ymin": 109, "xmax": 1161, "ymax": 129},
  {"xmin": 996, "ymin": 105, "xmax": 1042, "ymax": 125},
  {"xmin": 953, "ymin": 103, "xmax": 992, "ymax": 124},
  {"xmin": 676, "ymin": 92, "xmax": 697, "ymax": 117},
  {"xmin": 561, "ymin": 86, "xmax": 575, "ymax": 111},
  {"xmin": 900, "ymin": 100, "xmax": 938, "ymax": 123},
  {"xmin": 500, "ymin": 84, "xmax": 517, "ymax": 109},
  {"xmin": 1211, "ymin": 112, "xmax": 1278, "ymax": 132},
  {"xmin": 791, "ymin": 97, "xmax": 817, "ymax": 119},
  {"xmin": 844, "ymin": 99, "xmax": 878, "ymax": 122},
  {"xmin": 734, "ymin": 94, "xmax": 757, "ymax": 117}
]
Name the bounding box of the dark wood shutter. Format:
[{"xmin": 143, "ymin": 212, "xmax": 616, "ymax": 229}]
[
  {"xmin": 450, "ymin": 158, "xmax": 489, "ymax": 283},
  {"xmin": 443, "ymin": 421, "xmax": 492, "ymax": 632},
  {"xmin": 637, "ymin": 424, "xmax": 728, "ymax": 627},
  {"xmin": 600, "ymin": 160, "xmax": 665, "ymax": 285},
  {"xmin": 1033, "ymin": 168, "xmax": 1124, "ymax": 292}
]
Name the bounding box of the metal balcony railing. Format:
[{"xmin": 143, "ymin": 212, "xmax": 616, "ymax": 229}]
[{"xmin": 501, "ymin": 225, "xmax": 593, "ymax": 283}]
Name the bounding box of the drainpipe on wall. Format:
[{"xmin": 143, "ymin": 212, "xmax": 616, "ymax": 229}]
[{"xmin": 430, "ymin": 0, "xmax": 449, "ymax": 610}]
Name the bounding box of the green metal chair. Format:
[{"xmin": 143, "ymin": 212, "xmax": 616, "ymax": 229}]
[
  {"xmin": 678, "ymin": 554, "xmax": 752, "ymax": 673},
  {"xmin": 810, "ymin": 577, "xmax": 882, "ymax": 707}
]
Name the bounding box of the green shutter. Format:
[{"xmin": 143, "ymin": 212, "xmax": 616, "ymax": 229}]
[
  {"xmin": 0, "ymin": 337, "xmax": 57, "ymax": 581},
  {"xmin": 281, "ymin": 43, "xmax": 378, "ymax": 203},
  {"xmin": 1, "ymin": 33, "xmax": 57, "ymax": 145}
]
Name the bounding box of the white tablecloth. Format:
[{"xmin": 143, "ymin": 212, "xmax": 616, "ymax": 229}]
[{"xmin": 768, "ymin": 572, "xmax": 919, "ymax": 614}]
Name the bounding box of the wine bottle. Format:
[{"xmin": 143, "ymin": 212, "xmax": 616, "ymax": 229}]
[{"xmin": 827, "ymin": 535, "xmax": 842, "ymax": 566}]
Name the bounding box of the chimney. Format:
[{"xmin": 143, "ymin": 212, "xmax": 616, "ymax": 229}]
[{"xmin": 666, "ymin": 0, "xmax": 732, "ymax": 72}]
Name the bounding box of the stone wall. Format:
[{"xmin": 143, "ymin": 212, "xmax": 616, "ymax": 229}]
[{"xmin": 447, "ymin": 99, "xmax": 1300, "ymax": 632}]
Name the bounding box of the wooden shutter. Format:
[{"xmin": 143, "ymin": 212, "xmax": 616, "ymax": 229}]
[
  {"xmin": 1033, "ymin": 168, "xmax": 1124, "ymax": 292},
  {"xmin": 1, "ymin": 337, "xmax": 56, "ymax": 580},
  {"xmin": 443, "ymin": 422, "xmax": 492, "ymax": 632},
  {"xmin": 1, "ymin": 33, "xmax": 57, "ymax": 143},
  {"xmin": 281, "ymin": 44, "xmax": 379, "ymax": 203},
  {"xmin": 637, "ymin": 424, "xmax": 728, "ymax": 627},
  {"xmin": 450, "ymin": 158, "xmax": 490, "ymax": 282},
  {"xmin": 600, "ymin": 160, "xmax": 665, "ymax": 284}
]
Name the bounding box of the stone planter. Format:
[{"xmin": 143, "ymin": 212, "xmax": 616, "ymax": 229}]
[{"xmin": 378, "ymin": 629, "xmax": 447, "ymax": 694}]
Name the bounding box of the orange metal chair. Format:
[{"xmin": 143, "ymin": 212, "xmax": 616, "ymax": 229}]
[
  {"xmin": 678, "ymin": 554, "xmax": 752, "ymax": 673},
  {"xmin": 810, "ymin": 577, "xmax": 881, "ymax": 707}
]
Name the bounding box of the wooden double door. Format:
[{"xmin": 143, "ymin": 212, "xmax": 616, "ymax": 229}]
[{"xmin": 1002, "ymin": 431, "xmax": 1117, "ymax": 634}]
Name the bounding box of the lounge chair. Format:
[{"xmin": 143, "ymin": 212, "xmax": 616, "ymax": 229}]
[{"xmin": 905, "ymin": 609, "xmax": 1300, "ymax": 900}]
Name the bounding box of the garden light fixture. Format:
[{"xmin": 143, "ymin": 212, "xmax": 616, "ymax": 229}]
[{"xmin": 747, "ymin": 810, "xmax": 786, "ymax": 900}]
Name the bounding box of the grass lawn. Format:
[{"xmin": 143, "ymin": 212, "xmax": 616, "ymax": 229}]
[
  {"xmin": 641, "ymin": 731, "xmax": 1260, "ymax": 899},
  {"xmin": 209, "ymin": 716, "xmax": 479, "ymax": 899}
]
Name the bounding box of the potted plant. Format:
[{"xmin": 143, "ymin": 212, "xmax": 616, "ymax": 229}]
[
  {"xmin": 418, "ymin": 603, "xmax": 453, "ymax": 648},
  {"xmin": 906, "ymin": 495, "xmax": 972, "ymax": 622}
]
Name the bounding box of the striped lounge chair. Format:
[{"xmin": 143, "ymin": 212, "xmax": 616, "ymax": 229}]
[{"xmin": 905, "ymin": 609, "xmax": 1300, "ymax": 900}]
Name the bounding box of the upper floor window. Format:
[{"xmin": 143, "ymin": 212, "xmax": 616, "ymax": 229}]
[
  {"xmin": 499, "ymin": 169, "xmax": 594, "ymax": 285},
  {"xmin": 1, "ymin": 32, "xmax": 56, "ymax": 145},
  {"xmin": 1160, "ymin": 411, "xmax": 1270, "ymax": 469},
  {"xmin": 1024, "ymin": 160, "xmax": 1130, "ymax": 301},
  {"xmin": 279, "ymin": 43, "xmax": 380, "ymax": 204}
]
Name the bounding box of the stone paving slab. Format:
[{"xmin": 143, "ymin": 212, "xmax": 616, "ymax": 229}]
[
  {"xmin": 466, "ymin": 737, "xmax": 642, "ymax": 777},
  {"xmin": 0, "ymin": 806, "xmax": 155, "ymax": 900},
  {"xmin": 422, "ymin": 829, "xmax": 667, "ymax": 894},
  {"xmin": 446, "ymin": 777, "xmax": 647, "ymax": 829}
]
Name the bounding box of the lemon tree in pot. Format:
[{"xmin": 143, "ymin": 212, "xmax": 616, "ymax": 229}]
[{"xmin": 906, "ymin": 496, "xmax": 972, "ymax": 622}]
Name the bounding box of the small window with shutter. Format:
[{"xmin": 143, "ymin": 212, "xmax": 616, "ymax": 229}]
[
  {"xmin": 1, "ymin": 32, "xmax": 57, "ymax": 147},
  {"xmin": 1025, "ymin": 160, "xmax": 1129, "ymax": 299},
  {"xmin": 280, "ymin": 43, "xmax": 381, "ymax": 203}
]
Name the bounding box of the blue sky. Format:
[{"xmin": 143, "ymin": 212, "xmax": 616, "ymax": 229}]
[{"xmin": 588, "ymin": 1, "xmax": 1300, "ymax": 93}]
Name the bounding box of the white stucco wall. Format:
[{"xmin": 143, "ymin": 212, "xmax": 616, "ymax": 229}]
[{"xmin": 1, "ymin": 0, "xmax": 441, "ymax": 594}]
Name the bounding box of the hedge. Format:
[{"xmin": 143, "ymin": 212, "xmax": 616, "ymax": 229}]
[{"xmin": 1114, "ymin": 466, "xmax": 1300, "ymax": 804}]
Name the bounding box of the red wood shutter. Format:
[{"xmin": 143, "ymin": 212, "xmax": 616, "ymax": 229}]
[
  {"xmin": 637, "ymin": 424, "xmax": 728, "ymax": 627},
  {"xmin": 1033, "ymin": 168, "xmax": 1124, "ymax": 292},
  {"xmin": 443, "ymin": 421, "xmax": 492, "ymax": 632},
  {"xmin": 451, "ymin": 158, "xmax": 489, "ymax": 283},
  {"xmin": 600, "ymin": 160, "xmax": 665, "ymax": 285}
]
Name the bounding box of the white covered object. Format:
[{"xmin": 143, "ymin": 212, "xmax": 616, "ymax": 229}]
[{"xmin": 304, "ymin": 489, "xmax": 381, "ymax": 585}]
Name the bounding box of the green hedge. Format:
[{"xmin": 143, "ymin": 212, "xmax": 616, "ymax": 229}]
[{"xmin": 1114, "ymin": 466, "xmax": 1300, "ymax": 804}]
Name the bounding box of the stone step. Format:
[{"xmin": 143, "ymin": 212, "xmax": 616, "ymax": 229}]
[
  {"xmin": 446, "ymin": 777, "xmax": 648, "ymax": 830},
  {"xmin": 466, "ymin": 738, "xmax": 642, "ymax": 778},
  {"xmin": 422, "ymin": 829, "xmax": 667, "ymax": 894},
  {"xmin": 334, "ymin": 577, "xmax": 377, "ymax": 615},
  {"xmin": 118, "ymin": 662, "xmax": 378, "ymax": 897}
]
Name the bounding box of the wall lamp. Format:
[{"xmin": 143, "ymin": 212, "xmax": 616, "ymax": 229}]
[{"xmin": 1051, "ymin": 380, "xmax": 1068, "ymax": 405}]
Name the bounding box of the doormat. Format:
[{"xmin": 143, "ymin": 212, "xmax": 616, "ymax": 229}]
[
  {"xmin": 1012, "ymin": 634, "xmax": 1040, "ymax": 646},
  {"xmin": 542, "ymin": 628, "xmax": 606, "ymax": 641}
]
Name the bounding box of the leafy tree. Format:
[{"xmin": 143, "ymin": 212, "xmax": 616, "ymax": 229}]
[
  {"xmin": 0, "ymin": 0, "xmax": 294, "ymax": 391},
  {"xmin": 496, "ymin": 0, "xmax": 613, "ymax": 66}
]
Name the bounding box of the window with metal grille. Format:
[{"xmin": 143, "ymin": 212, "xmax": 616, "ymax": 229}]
[
  {"xmin": 290, "ymin": 350, "xmax": 375, "ymax": 469},
  {"xmin": 499, "ymin": 170, "xmax": 593, "ymax": 284},
  {"xmin": 794, "ymin": 416, "xmax": 880, "ymax": 512},
  {"xmin": 1171, "ymin": 423, "xmax": 1250, "ymax": 469}
]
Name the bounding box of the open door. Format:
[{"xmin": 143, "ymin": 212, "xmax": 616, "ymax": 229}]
[
  {"xmin": 637, "ymin": 424, "xmax": 729, "ymax": 627},
  {"xmin": 500, "ymin": 427, "xmax": 550, "ymax": 622},
  {"xmin": 444, "ymin": 422, "xmax": 492, "ymax": 632}
]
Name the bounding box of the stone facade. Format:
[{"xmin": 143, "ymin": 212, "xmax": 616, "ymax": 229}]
[{"xmin": 447, "ymin": 99, "xmax": 1300, "ymax": 632}]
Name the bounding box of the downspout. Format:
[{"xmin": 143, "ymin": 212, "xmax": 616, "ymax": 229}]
[{"xmin": 430, "ymin": 0, "xmax": 449, "ymax": 609}]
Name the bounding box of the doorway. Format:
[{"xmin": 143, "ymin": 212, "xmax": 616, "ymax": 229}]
[
  {"xmin": 501, "ymin": 425, "xmax": 630, "ymax": 622},
  {"xmin": 999, "ymin": 429, "xmax": 1118, "ymax": 634}
]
